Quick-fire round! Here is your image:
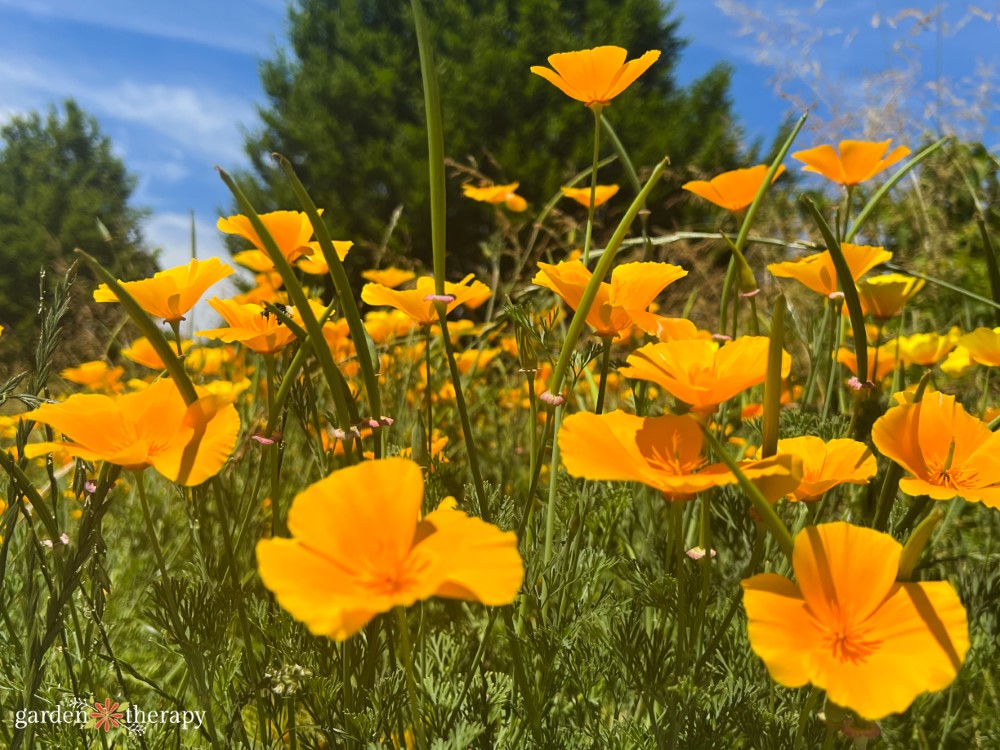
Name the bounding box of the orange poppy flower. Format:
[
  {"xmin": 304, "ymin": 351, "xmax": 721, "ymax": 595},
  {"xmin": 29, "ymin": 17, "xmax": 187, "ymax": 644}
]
[
  {"xmin": 531, "ymin": 46, "xmax": 660, "ymax": 107},
  {"xmin": 682, "ymin": 164, "xmax": 786, "ymax": 212},
  {"xmin": 618, "ymin": 337, "xmax": 791, "ymax": 412},
  {"xmin": 218, "ymin": 210, "xmax": 325, "ymax": 264},
  {"xmin": 836, "ymin": 345, "xmax": 897, "ymax": 383},
  {"xmin": 767, "ymin": 244, "xmax": 891, "ymax": 298},
  {"xmin": 791, "ymin": 139, "xmax": 910, "ymax": 186},
  {"xmin": 462, "ymin": 183, "xmax": 527, "ymax": 212},
  {"xmin": 774, "ymin": 436, "xmax": 877, "ymax": 501},
  {"xmin": 742, "ymin": 522, "xmax": 968, "ymax": 720},
  {"xmin": 60, "ymin": 361, "xmax": 125, "ymax": 393},
  {"xmin": 361, "ymin": 275, "xmax": 491, "ymax": 326},
  {"xmin": 232, "ymin": 249, "xmax": 275, "ymax": 273},
  {"xmin": 93, "ymin": 257, "xmax": 234, "ymax": 324},
  {"xmin": 295, "ymin": 242, "xmax": 354, "ymax": 276},
  {"xmin": 958, "ymin": 327, "xmax": 1000, "ymax": 367},
  {"xmin": 871, "ymin": 391, "xmax": 1000, "ymax": 508},
  {"xmin": 532, "ymin": 260, "xmax": 687, "ymax": 339},
  {"xmin": 560, "ymin": 184, "xmax": 620, "ymax": 208},
  {"xmin": 256, "ymin": 458, "xmax": 523, "ymax": 641},
  {"xmin": 361, "ymin": 267, "xmax": 417, "ymax": 289},
  {"xmin": 855, "ymin": 273, "xmax": 925, "ymax": 320},
  {"xmin": 895, "ymin": 329, "xmax": 959, "ymax": 367},
  {"xmin": 196, "ymin": 298, "xmax": 299, "ymax": 355},
  {"xmin": 558, "ymin": 410, "xmax": 802, "ymax": 500},
  {"xmin": 21, "ymin": 378, "xmax": 240, "ymax": 486},
  {"xmin": 122, "ymin": 337, "xmax": 193, "ymax": 370}
]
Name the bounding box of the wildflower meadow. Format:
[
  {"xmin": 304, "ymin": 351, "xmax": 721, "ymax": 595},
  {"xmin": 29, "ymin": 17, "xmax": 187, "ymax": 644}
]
[{"xmin": 2, "ymin": 4, "xmax": 1000, "ymax": 749}]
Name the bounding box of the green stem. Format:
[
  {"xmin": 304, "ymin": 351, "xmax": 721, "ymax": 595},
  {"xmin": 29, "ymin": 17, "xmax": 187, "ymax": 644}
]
[
  {"xmin": 581, "ymin": 105, "xmax": 603, "ymax": 266},
  {"xmin": 803, "ymin": 298, "xmax": 832, "ymax": 406},
  {"xmin": 595, "ymin": 336, "xmax": 613, "ymax": 413},
  {"xmin": 822, "ymin": 299, "xmax": 844, "ymax": 420},
  {"xmin": 793, "ymin": 687, "xmax": 822, "ymax": 750},
  {"xmin": 395, "ymin": 607, "xmax": 427, "ymax": 750},
  {"xmin": 542, "ymin": 406, "xmax": 564, "ymax": 567},
  {"xmin": 425, "ymin": 326, "xmax": 434, "ymax": 459},
  {"xmin": 135, "ymin": 472, "xmax": 221, "ymax": 750}
]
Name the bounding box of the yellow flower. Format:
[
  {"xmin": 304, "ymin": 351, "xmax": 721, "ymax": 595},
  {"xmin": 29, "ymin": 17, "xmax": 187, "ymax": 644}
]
[
  {"xmin": 774, "ymin": 436, "xmax": 876, "ymax": 501},
  {"xmin": 682, "ymin": 164, "xmax": 785, "ymax": 212},
  {"xmin": 560, "ymin": 184, "xmax": 620, "ymax": 208},
  {"xmin": 836, "ymin": 345, "xmax": 896, "ymax": 383},
  {"xmin": 895, "ymin": 328, "xmax": 959, "ymax": 367},
  {"xmin": 767, "ymin": 244, "xmax": 891, "ymax": 298},
  {"xmin": 122, "ymin": 337, "xmax": 193, "ymax": 370},
  {"xmin": 958, "ymin": 326, "xmax": 1000, "ymax": 367},
  {"xmin": 361, "ymin": 275, "xmax": 491, "ymax": 326},
  {"xmin": 218, "ymin": 210, "xmax": 324, "ymax": 264},
  {"xmin": 532, "ymin": 260, "xmax": 687, "ymax": 339},
  {"xmin": 60, "ymin": 361, "xmax": 125, "ymax": 393},
  {"xmin": 297, "ymin": 242, "xmax": 354, "ymax": 275},
  {"xmin": 872, "ymin": 391, "xmax": 1000, "ymax": 508},
  {"xmin": 791, "ymin": 139, "xmax": 910, "ymax": 186},
  {"xmin": 256, "ymin": 458, "xmax": 523, "ymax": 641},
  {"xmin": 196, "ymin": 298, "xmax": 299, "ymax": 355},
  {"xmin": 531, "ymin": 46, "xmax": 660, "ymax": 107},
  {"xmin": 21, "ymin": 378, "xmax": 240, "ymax": 486},
  {"xmin": 361, "ymin": 267, "xmax": 417, "ymax": 289},
  {"xmin": 855, "ymin": 273, "xmax": 925, "ymax": 320},
  {"xmin": 93, "ymin": 258, "xmax": 233, "ymax": 324},
  {"xmin": 462, "ymin": 183, "xmax": 527, "ymax": 212},
  {"xmin": 940, "ymin": 345, "xmax": 974, "ymax": 377},
  {"xmin": 619, "ymin": 337, "xmax": 791, "ymax": 413},
  {"xmin": 742, "ymin": 522, "xmax": 968, "ymax": 720},
  {"xmin": 558, "ymin": 410, "xmax": 802, "ymax": 501}
]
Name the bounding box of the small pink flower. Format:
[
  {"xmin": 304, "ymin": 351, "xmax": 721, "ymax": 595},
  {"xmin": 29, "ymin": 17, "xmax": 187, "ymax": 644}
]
[
  {"xmin": 847, "ymin": 376, "xmax": 864, "ymax": 391},
  {"xmin": 59, "ymin": 533, "xmax": 70, "ymax": 546},
  {"xmin": 828, "ymin": 291, "xmax": 846, "ymax": 301},
  {"xmin": 740, "ymin": 289, "xmax": 760, "ymax": 298},
  {"xmin": 84, "ymin": 480, "xmax": 97, "ymax": 494},
  {"xmin": 539, "ymin": 390, "xmax": 566, "ymax": 406},
  {"xmin": 423, "ymin": 293, "xmax": 457, "ymax": 303},
  {"xmin": 712, "ymin": 333, "xmax": 733, "ymax": 342},
  {"xmin": 330, "ymin": 428, "xmax": 347, "ymax": 440},
  {"xmin": 686, "ymin": 546, "xmax": 717, "ymax": 561},
  {"xmin": 252, "ymin": 434, "xmax": 276, "ymax": 445}
]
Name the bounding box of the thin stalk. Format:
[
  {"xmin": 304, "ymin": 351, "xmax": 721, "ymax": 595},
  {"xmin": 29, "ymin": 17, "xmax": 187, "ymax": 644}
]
[
  {"xmin": 542, "ymin": 406, "xmax": 564, "ymax": 567},
  {"xmin": 581, "ymin": 105, "xmax": 604, "ymax": 266},
  {"xmin": 135, "ymin": 472, "xmax": 221, "ymax": 750},
  {"xmin": 395, "ymin": 607, "xmax": 427, "ymax": 750},
  {"xmin": 803, "ymin": 299, "xmax": 832, "ymax": 405},
  {"xmin": 595, "ymin": 335, "xmax": 613, "ymax": 413},
  {"xmin": 425, "ymin": 326, "xmax": 434, "ymax": 459},
  {"xmin": 822, "ymin": 299, "xmax": 845, "ymax": 420},
  {"xmin": 793, "ymin": 687, "xmax": 822, "ymax": 750}
]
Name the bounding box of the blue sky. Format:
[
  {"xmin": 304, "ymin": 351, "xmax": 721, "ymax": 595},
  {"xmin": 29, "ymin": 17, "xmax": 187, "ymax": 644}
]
[{"xmin": 2, "ymin": 0, "xmax": 998, "ymax": 273}]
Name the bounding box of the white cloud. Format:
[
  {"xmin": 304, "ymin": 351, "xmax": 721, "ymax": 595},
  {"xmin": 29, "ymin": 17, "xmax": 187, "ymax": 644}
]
[{"xmin": 0, "ymin": 0, "xmax": 285, "ymax": 55}]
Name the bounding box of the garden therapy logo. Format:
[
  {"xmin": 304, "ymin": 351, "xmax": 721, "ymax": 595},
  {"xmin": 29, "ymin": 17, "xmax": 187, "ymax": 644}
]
[{"xmin": 14, "ymin": 697, "xmax": 206, "ymax": 735}]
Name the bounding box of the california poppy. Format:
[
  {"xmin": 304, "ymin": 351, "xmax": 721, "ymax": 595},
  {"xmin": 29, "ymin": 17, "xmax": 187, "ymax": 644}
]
[
  {"xmin": 836, "ymin": 345, "xmax": 897, "ymax": 384},
  {"xmin": 462, "ymin": 183, "xmax": 527, "ymax": 212},
  {"xmin": 361, "ymin": 267, "xmax": 417, "ymax": 289},
  {"xmin": 218, "ymin": 210, "xmax": 327, "ymax": 264},
  {"xmin": 774, "ymin": 436, "xmax": 877, "ymax": 501},
  {"xmin": 871, "ymin": 391, "xmax": 1000, "ymax": 508},
  {"xmin": 855, "ymin": 273, "xmax": 925, "ymax": 320},
  {"xmin": 768, "ymin": 244, "xmax": 891, "ymax": 298},
  {"xmin": 682, "ymin": 164, "xmax": 785, "ymax": 213},
  {"xmin": 93, "ymin": 257, "xmax": 233, "ymax": 324},
  {"xmin": 742, "ymin": 522, "xmax": 968, "ymax": 720},
  {"xmin": 122, "ymin": 337, "xmax": 193, "ymax": 371},
  {"xmin": 530, "ymin": 46, "xmax": 660, "ymax": 107},
  {"xmin": 958, "ymin": 327, "xmax": 1000, "ymax": 367},
  {"xmin": 532, "ymin": 260, "xmax": 687, "ymax": 339},
  {"xmin": 361, "ymin": 275, "xmax": 491, "ymax": 326},
  {"xmin": 256, "ymin": 458, "xmax": 523, "ymax": 641},
  {"xmin": 197, "ymin": 298, "xmax": 299, "ymax": 355},
  {"xmin": 618, "ymin": 337, "xmax": 791, "ymax": 412},
  {"xmin": 895, "ymin": 329, "xmax": 959, "ymax": 367},
  {"xmin": 558, "ymin": 410, "xmax": 802, "ymax": 500},
  {"xmin": 60, "ymin": 360, "xmax": 125, "ymax": 393},
  {"xmin": 22, "ymin": 377, "xmax": 240, "ymax": 486},
  {"xmin": 560, "ymin": 184, "xmax": 620, "ymax": 208},
  {"xmin": 791, "ymin": 139, "xmax": 910, "ymax": 186}
]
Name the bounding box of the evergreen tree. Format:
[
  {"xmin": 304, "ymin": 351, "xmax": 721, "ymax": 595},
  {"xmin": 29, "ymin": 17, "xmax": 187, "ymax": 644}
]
[
  {"xmin": 239, "ymin": 0, "xmax": 745, "ymax": 270},
  {"xmin": 0, "ymin": 100, "xmax": 156, "ymax": 365}
]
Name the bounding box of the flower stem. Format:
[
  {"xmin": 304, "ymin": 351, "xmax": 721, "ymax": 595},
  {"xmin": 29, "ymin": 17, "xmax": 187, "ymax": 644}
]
[
  {"xmin": 595, "ymin": 335, "xmax": 613, "ymax": 413},
  {"xmin": 425, "ymin": 326, "xmax": 434, "ymax": 459},
  {"xmin": 581, "ymin": 105, "xmax": 603, "ymax": 267},
  {"xmin": 395, "ymin": 607, "xmax": 427, "ymax": 750},
  {"xmin": 822, "ymin": 298, "xmax": 844, "ymax": 419}
]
